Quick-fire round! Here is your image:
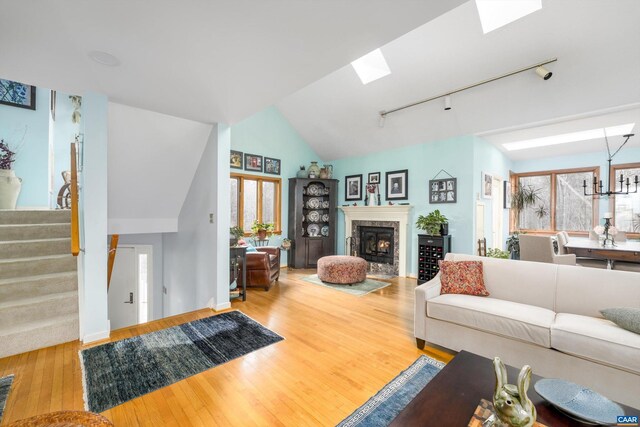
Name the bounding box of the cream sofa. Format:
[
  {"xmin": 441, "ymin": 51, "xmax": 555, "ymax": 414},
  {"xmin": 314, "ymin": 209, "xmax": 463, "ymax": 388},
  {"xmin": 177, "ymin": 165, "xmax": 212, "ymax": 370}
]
[{"xmin": 415, "ymin": 253, "xmax": 640, "ymax": 408}]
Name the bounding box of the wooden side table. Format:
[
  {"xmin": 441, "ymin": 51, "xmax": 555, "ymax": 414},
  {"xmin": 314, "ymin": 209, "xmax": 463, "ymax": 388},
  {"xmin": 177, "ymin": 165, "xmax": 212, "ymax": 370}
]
[{"xmin": 230, "ymin": 246, "xmax": 247, "ymax": 301}]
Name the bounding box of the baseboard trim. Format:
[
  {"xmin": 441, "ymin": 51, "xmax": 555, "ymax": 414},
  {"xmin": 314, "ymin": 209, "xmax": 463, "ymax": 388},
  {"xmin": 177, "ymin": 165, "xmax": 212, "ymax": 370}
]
[
  {"xmin": 82, "ymin": 329, "xmax": 110, "ymax": 344},
  {"xmin": 213, "ymin": 302, "xmax": 231, "ymax": 311},
  {"xmin": 407, "ymin": 273, "xmax": 418, "ymax": 279}
]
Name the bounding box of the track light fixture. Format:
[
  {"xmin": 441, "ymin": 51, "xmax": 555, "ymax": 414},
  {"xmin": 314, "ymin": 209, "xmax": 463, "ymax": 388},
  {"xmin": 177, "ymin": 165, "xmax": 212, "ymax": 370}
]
[
  {"xmin": 444, "ymin": 95, "xmax": 452, "ymax": 111},
  {"xmin": 378, "ymin": 58, "xmax": 557, "ymax": 124},
  {"xmin": 535, "ymin": 66, "xmax": 552, "ymax": 80}
]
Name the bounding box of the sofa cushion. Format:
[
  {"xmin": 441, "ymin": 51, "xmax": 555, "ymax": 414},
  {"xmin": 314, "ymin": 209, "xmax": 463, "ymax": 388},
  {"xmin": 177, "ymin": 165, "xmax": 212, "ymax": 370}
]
[
  {"xmin": 439, "ymin": 261, "xmax": 489, "ymax": 296},
  {"xmin": 551, "ymin": 313, "xmax": 640, "ymax": 375},
  {"xmin": 427, "ymin": 294, "xmax": 555, "ymax": 347}
]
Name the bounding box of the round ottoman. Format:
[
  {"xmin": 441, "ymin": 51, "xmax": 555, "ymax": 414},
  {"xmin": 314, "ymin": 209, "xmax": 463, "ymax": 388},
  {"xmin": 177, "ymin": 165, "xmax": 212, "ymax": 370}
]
[{"xmin": 317, "ymin": 255, "xmax": 367, "ymax": 285}]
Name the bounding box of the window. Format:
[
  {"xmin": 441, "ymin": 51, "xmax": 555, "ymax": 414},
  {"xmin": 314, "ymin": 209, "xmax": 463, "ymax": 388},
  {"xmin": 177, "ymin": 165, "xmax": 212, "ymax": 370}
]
[
  {"xmin": 612, "ymin": 163, "xmax": 640, "ymax": 236},
  {"xmin": 511, "ymin": 167, "xmax": 599, "ymax": 234},
  {"xmin": 230, "ymin": 173, "xmax": 281, "ymax": 234}
]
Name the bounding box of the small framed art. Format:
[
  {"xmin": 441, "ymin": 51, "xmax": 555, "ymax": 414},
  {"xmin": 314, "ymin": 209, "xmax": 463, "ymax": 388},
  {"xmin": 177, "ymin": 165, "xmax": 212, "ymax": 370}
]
[
  {"xmin": 386, "ymin": 169, "xmax": 408, "ymax": 200},
  {"xmin": 368, "ymin": 172, "xmax": 380, "ymax": 184},
  {"xmin": 230, "ymin": 150, "xmax": 243, "ymax": 169},
  {"xmin": 429, "ymin": 178, "xmax": 457, "ymax": 204},
  {"xmin": 244, "ymin": 153, "xmax": 263, "ymax": 172},
  {"xmin": 264, "ymin": 157, "xmax": 281, "ymax": 175},
  {"xmin": 482, "ymin": 172, "xmax": 493, "ymax": 199},
  {"xmin": 0, "ymin": 79, "xmax": 36, "ymax": 110},
  {"xmin": 345, "ymin": 174, "xmax": 363, "ymax": 201}
]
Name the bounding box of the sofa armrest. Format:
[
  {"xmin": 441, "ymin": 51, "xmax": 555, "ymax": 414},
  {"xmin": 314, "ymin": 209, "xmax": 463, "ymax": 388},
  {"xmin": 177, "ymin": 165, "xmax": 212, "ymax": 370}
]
[
  {"xmin": 554, "ymin": 253, "xmax": 576, "ymax": 265},
  {"xmin": 246, "ymin": 252, "xmax": 270, "ymax": 270},
  {"xmin": 257, "ymin": 246, "xmax": 279, "ymax": 256},
  {"xmin": 414, "ymin": 275, "xmax": 442, "ymax": 342}
]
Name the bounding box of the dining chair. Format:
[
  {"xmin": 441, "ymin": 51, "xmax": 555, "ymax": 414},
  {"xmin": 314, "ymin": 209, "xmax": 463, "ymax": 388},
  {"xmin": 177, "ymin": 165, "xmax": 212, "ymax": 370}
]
[
  {"xmin": 519, "ymin": 234, "xmax": 576, "ymax": 265},
  {"xmin": 556, "ymin": 231, "xmax": 570, "ymax": 254},
  {"xmin": 557, "ymin": 232, "xmax": 606, "ymax": 268},
  {"xmin": 588, "ymin": 230, "xmax": 599, "ymax": 240},
  {"xmin": 615, "ymin": 231, "xmax": 627, "ymax": 242}
]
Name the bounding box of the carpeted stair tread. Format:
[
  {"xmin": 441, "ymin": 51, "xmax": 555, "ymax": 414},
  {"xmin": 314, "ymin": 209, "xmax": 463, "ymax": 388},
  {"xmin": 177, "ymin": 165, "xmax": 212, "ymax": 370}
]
[
  {"xmin": 0, "ymin": 223, "xmax": 70, "ymax": 241},
  {"xmin": 0, "ymin": 314, "xmax": 79, "ymax": 358},
  {"xmin": 0, "ymin": 254, "xmax": 77, "ymax": 280},
  {"xmin": 0, "ymin": 291, "xmax": 78, "ymax": 328},
  {"xmin": 0, "ymin": 209, "xmax": 70, "ymax": 225},
  {"xmin": 0, "ymin": 272, "xmax": 77, "ymax": 303},
  {"xmin": 0, "ymin": 313, "xmax": 78, "ymax": 335},
  {"xmin": 0, "ymin": 238, "xmax": 71, "ymax": 259},
  {"xmin": 0, "ymin": 253, "xmax": 75, "ymax": 263},
  {"xmin": 0, "ymin": 270, "xmax": 77, "ymax": 286},
  {"xmin": 0, "ymin": 289, "xmax": 78, "ymax": 310}
]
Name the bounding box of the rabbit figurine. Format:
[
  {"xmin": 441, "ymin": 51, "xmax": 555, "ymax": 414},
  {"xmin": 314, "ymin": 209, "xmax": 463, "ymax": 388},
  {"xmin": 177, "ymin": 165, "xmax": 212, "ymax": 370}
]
[{"xmin": 488, "ymin": 357, "xmax": 537, "ymax": 427}]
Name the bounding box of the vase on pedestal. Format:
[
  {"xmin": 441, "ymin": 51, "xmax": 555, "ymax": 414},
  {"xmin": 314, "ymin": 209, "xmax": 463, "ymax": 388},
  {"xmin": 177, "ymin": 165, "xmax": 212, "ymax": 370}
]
[{"xmin": 0, "ymin": 169, "xmax": 22, "ymax": 209}]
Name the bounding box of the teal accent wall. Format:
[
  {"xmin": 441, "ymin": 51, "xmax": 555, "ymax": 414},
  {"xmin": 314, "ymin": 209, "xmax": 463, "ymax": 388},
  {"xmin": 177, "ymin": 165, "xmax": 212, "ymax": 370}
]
[
  {"xmin": 0, "ymin": 86, "xmax": 50, "ymax": 207},
  {"xmin": 53, "ymin": 93, "xmax": 81, "ymax": 199},
  {"xmin": 230, "ymin": 106, "xmax": 320, "ymax": 263},
  {"xmin": 513, "ymin": 147, "xmax": 640, "ymax": 220}
]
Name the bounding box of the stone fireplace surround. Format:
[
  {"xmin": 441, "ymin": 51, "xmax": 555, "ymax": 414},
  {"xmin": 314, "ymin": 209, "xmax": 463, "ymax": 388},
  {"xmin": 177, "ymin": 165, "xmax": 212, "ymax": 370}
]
[{"xmin": 339, "ymin": 205, "xmax": 413, "ymax": 277}]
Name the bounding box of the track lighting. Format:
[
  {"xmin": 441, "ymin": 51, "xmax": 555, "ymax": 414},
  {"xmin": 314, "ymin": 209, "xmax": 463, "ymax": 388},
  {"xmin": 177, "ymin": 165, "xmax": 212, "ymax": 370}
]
[
  {"xmin": 444, "ymin": 95, "xmax": 452, "ymax": 111},
  {"xmin": 378, "ymin": 113, "xmax": 386, "ymax": 128},
  {"xmin": 535, "ymin": 66, "xmax": 552, "ymax": 80}
]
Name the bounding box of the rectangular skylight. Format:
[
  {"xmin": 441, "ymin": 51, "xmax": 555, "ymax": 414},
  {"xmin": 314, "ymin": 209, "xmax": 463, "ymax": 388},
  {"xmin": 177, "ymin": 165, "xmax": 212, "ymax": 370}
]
[
  {"xmin": 351, "ymin": 49, "xmax": 391, "ymax": 85},
  {"xmin": 503, "ymin": 123, "xmax": 636, "ymax": 151},
  {"xmin": 475, "ymin": 0, "xmax": 542, "ymax": 34}
]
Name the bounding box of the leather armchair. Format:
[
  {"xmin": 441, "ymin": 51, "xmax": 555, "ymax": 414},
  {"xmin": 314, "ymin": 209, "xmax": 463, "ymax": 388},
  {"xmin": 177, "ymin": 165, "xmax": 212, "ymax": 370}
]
[{"xmin": 245, "ymin": 247, "xmax": 281, "ymax": 290}]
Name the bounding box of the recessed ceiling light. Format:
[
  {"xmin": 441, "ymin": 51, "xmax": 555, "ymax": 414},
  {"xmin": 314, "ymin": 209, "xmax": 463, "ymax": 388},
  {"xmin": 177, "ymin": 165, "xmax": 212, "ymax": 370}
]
[
  {"xmin": 88, "ymin": 51, "xmax": 121, "ymax": 67},
  {"xmin": 503, "ymin": 123, "xmax": 636, "ymax": 151},
  {"xmin": 351, "ymin": 49, "xmax": 391, "ymax": 85},
  {"xmin": 475, "ymin": 0, "xmax": 542, "ymax": 34}
]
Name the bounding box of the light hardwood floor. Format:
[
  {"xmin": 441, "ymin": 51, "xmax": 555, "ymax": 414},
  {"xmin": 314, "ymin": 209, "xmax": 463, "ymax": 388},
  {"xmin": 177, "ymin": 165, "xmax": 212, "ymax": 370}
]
[{"xmin": 0, "ymin": 269, "xmax": 454, "ymax": 426}]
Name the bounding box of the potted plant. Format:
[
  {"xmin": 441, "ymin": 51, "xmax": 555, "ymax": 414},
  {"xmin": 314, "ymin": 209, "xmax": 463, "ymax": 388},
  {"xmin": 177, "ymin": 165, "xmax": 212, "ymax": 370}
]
[
  {"xmin": 0, "ymin": 139, "xmax": 22, "ymax": 209},
  {"xmin": 230, "ymin": 226, "xmax": 244, "ymax": 246},
  {"xmin": 280, "ymin": 238, "xmax": 292, "ymax": 251},
  {"xmin": 416, "ymin": 210, "xmax": 449, "ymax": 236},
  {"xmin": 486, "ymin": 248, "xmax": 510, "ymax": 259},
  {"xmin": 251, "ymin": 221, "xmax": 274, "ymax": 241}
]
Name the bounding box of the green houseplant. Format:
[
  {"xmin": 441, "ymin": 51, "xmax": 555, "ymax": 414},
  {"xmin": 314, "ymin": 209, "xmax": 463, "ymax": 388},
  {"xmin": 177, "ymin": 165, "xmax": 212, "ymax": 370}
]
[
  {"xmin": 230, "ymin": 226, "xmax": 244, "ymax": 246},
  {"xmin": 416, "ymin": 210, "xmax": 449, "ymax": 236},
  {"xmin": 251, "ymin": 221, "xmax": 274, "ymax": 240}
]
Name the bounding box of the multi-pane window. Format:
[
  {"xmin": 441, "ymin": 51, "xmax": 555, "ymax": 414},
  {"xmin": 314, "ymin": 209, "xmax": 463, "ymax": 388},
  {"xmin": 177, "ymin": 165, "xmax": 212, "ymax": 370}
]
[
  {"xmin": 230, "ymin": 173, "xmax": 281, "ymax": 234},
  {"xmin": 512, "ymin": 167, "xmax": 598, "ymax": 233},
  {"xmin": 613, "ymin": 163, "xmax": 640, "ymax": 236}
]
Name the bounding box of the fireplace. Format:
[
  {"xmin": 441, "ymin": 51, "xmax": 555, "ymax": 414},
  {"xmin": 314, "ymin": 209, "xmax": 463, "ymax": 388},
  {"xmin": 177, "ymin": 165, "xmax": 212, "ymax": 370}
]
[{"xmin": 359, "ymin": 226, "xmax": 395, "ymax": 264}]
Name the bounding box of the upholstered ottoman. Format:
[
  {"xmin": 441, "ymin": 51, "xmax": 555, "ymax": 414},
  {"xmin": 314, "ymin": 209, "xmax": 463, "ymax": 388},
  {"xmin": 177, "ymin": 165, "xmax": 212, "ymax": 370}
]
[{"xmin": 317, "ymin": 255, "xmax": 367, "ymax": 284}]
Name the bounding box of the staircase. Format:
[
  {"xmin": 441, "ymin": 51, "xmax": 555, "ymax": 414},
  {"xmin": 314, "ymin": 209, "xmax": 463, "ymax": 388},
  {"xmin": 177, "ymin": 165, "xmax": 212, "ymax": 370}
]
[{"xmin": 0, "ymin": 210, "xmax": 79, "ymax": 359}]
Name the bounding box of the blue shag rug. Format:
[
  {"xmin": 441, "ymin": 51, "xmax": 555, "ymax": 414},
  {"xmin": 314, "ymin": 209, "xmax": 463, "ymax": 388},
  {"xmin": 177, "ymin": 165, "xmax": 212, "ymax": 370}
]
[
  {"xmin": 0, "ymin": 374, "xmax": 13, "ymax": 423},
  {"xmin": 337, "ymin": 355, "xmax": 445, "ymax": 427},
  {"xmin": 80, "ymin": 311, "xmax": 283, "ymax": 413}
]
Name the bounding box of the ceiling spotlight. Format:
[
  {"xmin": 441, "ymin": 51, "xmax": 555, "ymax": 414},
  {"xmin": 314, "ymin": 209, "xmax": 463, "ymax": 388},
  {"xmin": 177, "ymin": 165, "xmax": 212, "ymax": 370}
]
[
  {"xmin": 88, "ymin": 51, "xmax": 121, "ymax": 67},
  {"xmin": 444, "ymin": 95, "xmax": 452, "ymax": 111},
  {"xmin": 535, "ymin": 66, "xmax": 552, "ymax": 80}
]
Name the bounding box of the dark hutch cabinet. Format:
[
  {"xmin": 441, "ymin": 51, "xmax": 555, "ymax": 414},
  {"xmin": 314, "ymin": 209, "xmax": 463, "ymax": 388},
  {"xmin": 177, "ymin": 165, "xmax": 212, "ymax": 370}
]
[
  {"xmin": 417, "ymin": 234, "xmax": 451, "ymax": 285},
  {"xmin": 288, "ymin": 178, "xmax": 339, "ymax": 268}
]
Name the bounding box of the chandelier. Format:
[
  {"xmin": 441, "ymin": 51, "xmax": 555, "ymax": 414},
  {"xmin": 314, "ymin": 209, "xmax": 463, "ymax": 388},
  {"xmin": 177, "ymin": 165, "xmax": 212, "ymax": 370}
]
[{"xmin": 583, "ymin": 133, "xmax": 638, "ymax": 197}]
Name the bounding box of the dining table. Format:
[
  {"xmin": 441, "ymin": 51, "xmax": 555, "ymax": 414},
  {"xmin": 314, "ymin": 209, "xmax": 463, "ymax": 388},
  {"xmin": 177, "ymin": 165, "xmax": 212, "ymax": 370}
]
[{"xmin": 564, "ymin": 237, "xmax": 640, "ymax": 269}]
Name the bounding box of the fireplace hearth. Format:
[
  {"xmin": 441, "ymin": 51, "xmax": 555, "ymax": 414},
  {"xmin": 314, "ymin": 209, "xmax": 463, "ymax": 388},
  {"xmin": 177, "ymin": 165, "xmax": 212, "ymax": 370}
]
[{"xmin": 359, "ymin": 226, "xmax": 395, "ymax": 264}]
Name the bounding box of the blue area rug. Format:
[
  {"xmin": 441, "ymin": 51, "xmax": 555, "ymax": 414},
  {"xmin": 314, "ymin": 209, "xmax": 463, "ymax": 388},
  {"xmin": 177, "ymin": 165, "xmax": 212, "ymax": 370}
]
[
  {"xmin": 80, "ymin": 311, "xmax": 283, "ymax": 413},
  {"xmin": 0, "ymin": 374, "xmax": 14, "ymax": 423},
  {"xmin": 337, "ymin": 356, "xmax": 445, "ymax": 427}
]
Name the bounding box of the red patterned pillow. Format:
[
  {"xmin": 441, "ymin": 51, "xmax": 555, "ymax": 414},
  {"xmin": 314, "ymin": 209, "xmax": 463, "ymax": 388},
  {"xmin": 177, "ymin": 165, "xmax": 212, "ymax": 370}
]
[{"xmin": 439, "ymin": 261, "xmax": 489, "ymax": 296}]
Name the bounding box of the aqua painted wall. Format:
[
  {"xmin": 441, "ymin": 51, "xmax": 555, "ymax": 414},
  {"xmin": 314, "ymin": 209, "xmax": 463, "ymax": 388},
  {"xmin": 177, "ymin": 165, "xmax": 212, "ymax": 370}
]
[
  {"xmin": 230, "ymin": 106, "xmax": 320, "ymax": 264},
  {"xmin": 0, "ymin": 86, "xmax": 50, "ymax": 207},
  {"xmin": 53, "ymin": 93, "xmax": 81, "ymax": 201},
  {"xmin": 513, "ymin": 147, "xmax": 640, "ymax": 220}
]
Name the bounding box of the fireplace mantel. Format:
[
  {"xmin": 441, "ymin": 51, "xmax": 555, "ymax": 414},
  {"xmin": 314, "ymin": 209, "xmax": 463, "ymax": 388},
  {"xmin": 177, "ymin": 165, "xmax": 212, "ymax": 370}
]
[{"xmin": 339, "ymin": 205, "xmax": 413, "ymax": 276}]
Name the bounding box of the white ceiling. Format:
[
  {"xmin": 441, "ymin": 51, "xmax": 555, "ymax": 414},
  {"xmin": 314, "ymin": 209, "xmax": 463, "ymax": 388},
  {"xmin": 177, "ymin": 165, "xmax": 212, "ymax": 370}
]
[
  {"xmin": 276, "ymin": 0, "xmax": 640, "ymax": 161},
  {"xmin": 0, "ymin": 0, "xmax": 465, "ymax": 124}
]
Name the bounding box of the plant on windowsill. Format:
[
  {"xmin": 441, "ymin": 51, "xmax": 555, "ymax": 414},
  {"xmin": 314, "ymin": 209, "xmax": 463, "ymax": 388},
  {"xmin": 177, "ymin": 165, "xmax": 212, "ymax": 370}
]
[
  {"xmin": 251, "ymin": 221, "xmax": 274, "ymax": 241},
  {"xmin": 487, "ymin": 248, "xmax": 510, "ymax": 259},
  {"xmin": 416, "ymin": 210, "xmax": 449, "ymax": 236},
  {"xmin": 230, "ymin": 226, "xmax": 244, "ymax": 247}
]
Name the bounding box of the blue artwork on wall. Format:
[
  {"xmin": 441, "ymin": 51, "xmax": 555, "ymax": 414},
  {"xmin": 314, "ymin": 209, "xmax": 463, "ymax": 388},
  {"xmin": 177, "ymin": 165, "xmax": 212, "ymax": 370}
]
[{"xmin": 0, "ymin": 79, "xmax": 36, "ymax": 110}]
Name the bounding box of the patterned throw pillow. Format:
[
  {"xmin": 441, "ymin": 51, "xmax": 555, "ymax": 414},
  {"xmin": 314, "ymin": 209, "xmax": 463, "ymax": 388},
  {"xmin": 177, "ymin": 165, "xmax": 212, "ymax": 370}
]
[
  {"xmin": 439, "ymin": 261, "xmax": 489, "ymax": 296},
  {"xmin": 600, "ymin": 308, "xmax": 640, "ymax": 334}
]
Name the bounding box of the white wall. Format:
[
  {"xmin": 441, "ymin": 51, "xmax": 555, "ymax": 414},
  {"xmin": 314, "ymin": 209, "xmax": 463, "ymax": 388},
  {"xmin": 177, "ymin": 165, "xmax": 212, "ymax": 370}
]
[
  {"xmin": 107, "ymin": 102, "xmax": 212, "ymax": 234},
  {"xmin": 162, "ymin": 124, "xmax": 230, "ymax": 316}
]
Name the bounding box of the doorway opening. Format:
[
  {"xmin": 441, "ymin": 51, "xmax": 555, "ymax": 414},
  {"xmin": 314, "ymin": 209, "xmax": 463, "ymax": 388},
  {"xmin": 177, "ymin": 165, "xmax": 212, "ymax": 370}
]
[{"xmin": 491, "ymin": 176, "xmax": 504, "ymax": 250}]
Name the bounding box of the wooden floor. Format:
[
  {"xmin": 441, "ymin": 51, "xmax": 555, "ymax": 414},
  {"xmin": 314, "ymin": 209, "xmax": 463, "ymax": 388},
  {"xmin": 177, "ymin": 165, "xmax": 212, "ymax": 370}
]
[{"xmin": 0, "ymin": 269, "xmax": 454, "ymax": 426}]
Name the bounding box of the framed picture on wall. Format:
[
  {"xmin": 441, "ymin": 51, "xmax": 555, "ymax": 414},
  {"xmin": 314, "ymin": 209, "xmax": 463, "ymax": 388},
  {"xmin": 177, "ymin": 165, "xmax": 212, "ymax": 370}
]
[
  {"xmin": 482, "ymin": 171, "xmax": 493, "ymax": 199},
  {"xmin": 429, "ymin": 178, "xmax": 456, "ymax": 204},
  {"xmin": 244, "ymin": 153, "xmax": 263, "ymax": 172},
  {"xmin": 386, "ymin": 169, "xmax": 408, "ymax": 200},
  {"xmin": 264, "ymin": 157, "xmax": 281, "ymax": 175},
  {"xmin": 230, "ymin": 150, "xmax": 243, "ymax": 169},
  {"xmin": 0, "ymin": 79, "xmax": 36, "ymax": 110},
  {"xmin": 504, "ymin": 181, "xmax": 512, "ymax": 209},
  {"xmin": 368, "ymin": 172, "xmax": 380, "ymax": 184},
  {"xmin": 345, "ymin": 174, "xmax": 363, "ymax": 200}
]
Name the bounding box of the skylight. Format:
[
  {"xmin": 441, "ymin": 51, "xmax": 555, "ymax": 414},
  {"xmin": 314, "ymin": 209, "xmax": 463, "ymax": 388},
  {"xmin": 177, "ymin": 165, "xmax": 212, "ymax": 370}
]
[
  {"xmin": 475, "ymin": 0, "xmax": 542, "ymax": 34},
  {"xmin": 351, "ymin": 49, "xmax": 391, "ymax": 85},
  {"xmin": 503, "ymin": 123, "xmax": 636, "ymax": 151}
]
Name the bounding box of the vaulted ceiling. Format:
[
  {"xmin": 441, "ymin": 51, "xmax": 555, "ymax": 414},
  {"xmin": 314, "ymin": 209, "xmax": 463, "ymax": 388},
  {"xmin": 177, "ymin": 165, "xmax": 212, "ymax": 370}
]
[
  {"xmin": 0, "ymin": 0, "xmax": 465, "ymax": 124},
  {"xmin": 277, "ymin": 0, "xmax": 640, "ymax": 160}
]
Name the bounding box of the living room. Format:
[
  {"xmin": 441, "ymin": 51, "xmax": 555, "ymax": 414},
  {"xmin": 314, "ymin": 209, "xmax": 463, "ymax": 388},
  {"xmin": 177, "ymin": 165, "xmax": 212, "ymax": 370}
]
[{"xmin": 1, "ymin": 1, "xmax": 639, "ymax": 425}]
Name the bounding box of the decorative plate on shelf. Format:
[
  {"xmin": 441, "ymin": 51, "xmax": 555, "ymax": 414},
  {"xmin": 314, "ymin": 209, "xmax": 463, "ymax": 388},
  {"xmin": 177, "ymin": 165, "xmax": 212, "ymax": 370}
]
[
  {"xmin": 322, "ymin": 213, "xmax": 329, "ymax": 222},
  {"xmin": 321, "ymin": 225, "xmax": 329, "ymax": 236},
  {"xmin": 322, "ymin": 200, "xmax": 330, "ymax": 208},
  {"xmin": 306, "ymin": 198, "xmax": 321, "ymax": 209},
  {"xmin": 323, "ymin": 188, "xmax": 330, "ymax": 195},
  {"xmin": 306, "ymin": 183, "xmax": 322, "ymax": 196},
  {"xmin": 534, "ymin": 379, "xmax": 623, "ymax": 425},
  {"xmin": 307, "ymin": 210, "xmax": 320, "ymax": 222},
  {"xmin": 307, "ymin": 224, "xmax": 320, "ymax": 237}
]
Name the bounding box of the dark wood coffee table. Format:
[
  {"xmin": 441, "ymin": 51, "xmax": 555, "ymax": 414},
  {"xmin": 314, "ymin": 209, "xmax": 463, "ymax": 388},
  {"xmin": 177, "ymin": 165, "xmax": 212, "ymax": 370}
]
[{"xmin": 389, "ymin": 351, "xmax": 637, "ymax": 427}]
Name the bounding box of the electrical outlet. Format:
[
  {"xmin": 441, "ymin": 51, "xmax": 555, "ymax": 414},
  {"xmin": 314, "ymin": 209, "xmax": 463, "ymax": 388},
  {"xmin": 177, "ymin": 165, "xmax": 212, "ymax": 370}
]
[
  {"xmin": 163, "ymin": 286, "xmax": 167, "ymax": 295},
  {"xmin": 209, "ymin": 213, "xmax": 214, "ymax": 223}
]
